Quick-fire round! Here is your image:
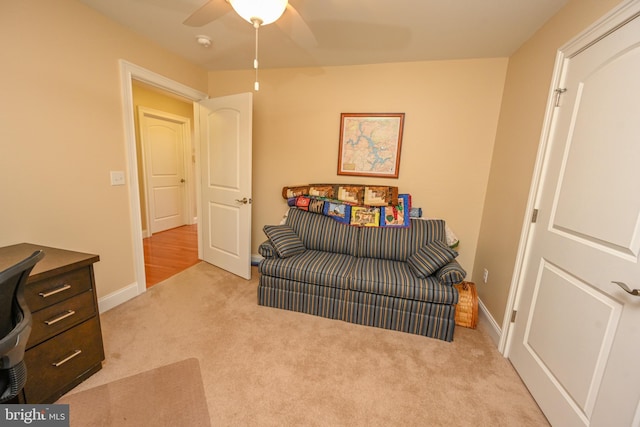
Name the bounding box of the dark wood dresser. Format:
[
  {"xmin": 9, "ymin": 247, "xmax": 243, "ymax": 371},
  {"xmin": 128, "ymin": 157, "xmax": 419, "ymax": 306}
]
[{"xmin": 0, "ymin": 243, "xmax": 105, "ymax": 403}]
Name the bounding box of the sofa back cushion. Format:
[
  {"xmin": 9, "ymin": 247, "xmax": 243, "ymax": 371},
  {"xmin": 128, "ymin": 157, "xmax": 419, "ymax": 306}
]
[
  {"xmin": 358, "ymin": 219, "xmax": 446, "ymax": 261},
  {"xmin": 285, "ymin": 208, "xmax": 359, "ymax": 256}
]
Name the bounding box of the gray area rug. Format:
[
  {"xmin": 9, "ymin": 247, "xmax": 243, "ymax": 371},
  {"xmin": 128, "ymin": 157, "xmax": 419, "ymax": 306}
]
[{"xmin": 57, "ymin": 358, "xmax": 210, "ymax": 426}]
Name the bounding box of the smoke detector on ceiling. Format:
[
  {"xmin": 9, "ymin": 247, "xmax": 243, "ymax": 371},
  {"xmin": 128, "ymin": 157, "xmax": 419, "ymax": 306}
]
[{"xmin": 196, "ymin": 35, "xmax": 211, "ymax": 47}]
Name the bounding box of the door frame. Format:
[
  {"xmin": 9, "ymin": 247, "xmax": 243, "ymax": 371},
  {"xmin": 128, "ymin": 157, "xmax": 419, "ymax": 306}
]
[
  {"xmin": 138, "ymin": 106, "xmax": 193, "ymax": 237},
  {"xmin": 500, "ymin": 0, "xmax": 640, "ymax": 355},
  {"xmin": 119, "ymin": 60, "xmax": 207, "ymax": 296}
]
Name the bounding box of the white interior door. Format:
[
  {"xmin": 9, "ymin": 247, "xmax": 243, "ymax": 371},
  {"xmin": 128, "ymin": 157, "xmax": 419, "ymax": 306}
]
[
  {"xmin": 197, "ymin": 93, "xmax": 252, "ymax": 280},
  {"xmin": 509, "ymin": 9, "xmax": 640, "ymax": 427},
  {"xmin": 139, "ymin": 107, "xmax": 190, "ymax": 234}
]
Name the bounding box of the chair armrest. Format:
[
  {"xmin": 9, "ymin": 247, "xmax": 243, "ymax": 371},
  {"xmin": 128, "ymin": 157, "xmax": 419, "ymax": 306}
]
[
  {"xmin": 436, "ymin": 259, "xmax": 467, "ymax": 286},
  {"xmin": 258, "ymin": 240, "xmax": 280, "ymax": 259}
]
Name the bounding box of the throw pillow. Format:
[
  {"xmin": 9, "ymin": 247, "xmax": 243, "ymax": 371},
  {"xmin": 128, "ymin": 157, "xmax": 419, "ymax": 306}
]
[
  {"xmin": 407, "ymin": 240, "xmax": 458, "ymax": 278},
  {"xmin": 263, "ymin": 225, "xmax": 305, "ymax": 258}
]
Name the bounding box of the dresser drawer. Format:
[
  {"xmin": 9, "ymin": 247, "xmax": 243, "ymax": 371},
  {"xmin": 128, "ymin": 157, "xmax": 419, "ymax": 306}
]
[
  {"xmin": 28, "ymin": 290, "xmax": 97, "ymax": 348},
  {"xmin": 25, "ymin": 267, "xmax": 92, "ymax": 311},
  {"xmin": 23, "ymin": 317, "xmax": 104, "ymax": 404}
]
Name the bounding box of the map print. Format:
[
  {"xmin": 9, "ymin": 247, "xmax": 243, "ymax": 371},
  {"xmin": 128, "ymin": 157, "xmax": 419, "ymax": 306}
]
[{"xmin": 339, "ymin": 115, "xmax": 403, "ymax": 177}]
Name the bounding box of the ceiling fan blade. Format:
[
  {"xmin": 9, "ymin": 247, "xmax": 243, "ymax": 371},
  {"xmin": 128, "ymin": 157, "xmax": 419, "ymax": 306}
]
[
  {"xmin": 275, "ymin": 3, "xmax": 317, "ymax": 48},
  {"xmin": 183, "ymin": 0, "xmax": 229, "ymax": 27}
]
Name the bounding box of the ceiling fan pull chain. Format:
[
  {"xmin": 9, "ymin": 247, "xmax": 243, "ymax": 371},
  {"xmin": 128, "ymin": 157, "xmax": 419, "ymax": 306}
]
[{"xmin": 254, "ymin": 22, "xmax": 260, "ymax": 91}]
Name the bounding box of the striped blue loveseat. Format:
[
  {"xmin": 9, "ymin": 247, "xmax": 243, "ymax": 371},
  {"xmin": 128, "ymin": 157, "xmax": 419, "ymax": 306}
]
[{"xmin": 257, "ymin": 208, "xmax": 466, "ymax": 341}]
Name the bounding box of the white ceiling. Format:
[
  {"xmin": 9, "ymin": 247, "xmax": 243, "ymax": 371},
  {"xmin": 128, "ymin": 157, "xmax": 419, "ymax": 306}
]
[{"xmin": 80, "ymin": 0, "xmax": 568, "ymax": 71}]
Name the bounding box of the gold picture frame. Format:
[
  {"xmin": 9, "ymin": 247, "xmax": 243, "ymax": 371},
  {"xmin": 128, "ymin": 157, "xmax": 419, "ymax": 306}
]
[{"xmin": 337, "ymin": 113, "xmax": 405, "ymax": 178}]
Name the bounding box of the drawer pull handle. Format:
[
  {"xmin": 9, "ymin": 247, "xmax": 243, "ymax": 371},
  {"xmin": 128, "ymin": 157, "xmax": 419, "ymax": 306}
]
[
  {"xmin": 44, "ymin": 310, "xmax": 76, "ymax": 325},
  {"xmin": 39, "ymin": 284, "xmax": 72, "ymax": 298},
  {"xmin": 52, "ymin": 350, "xmax": 82, "ymax": 367}
]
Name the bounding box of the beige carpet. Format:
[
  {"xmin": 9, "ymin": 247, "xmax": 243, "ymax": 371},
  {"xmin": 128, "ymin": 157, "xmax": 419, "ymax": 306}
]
[
  {"xmin": 57, "ymin": 358, "xmax": 210, "ymax": 426},
  {"xmin": 60, "ymin": 262, "xmax": 549, "ymax": 426}
]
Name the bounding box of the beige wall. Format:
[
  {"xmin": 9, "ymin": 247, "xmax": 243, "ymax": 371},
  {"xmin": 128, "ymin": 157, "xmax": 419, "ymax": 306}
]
[
  {"xmin": 209, "ymin": 59, "xmax": 509, "ymax": 277},
  {"xmin": 0, "ymin": 0, "xmax": 207, "ymax": 298},
  {"xmin": 472, "ymin": 0, "xmax": 623, "ymax": 326},
  {"xmin": 132, "ymin": 82, "xmax": 195, "ymax": 232},
  {"xmin": 1, "ymin": 0, "xmax": 624, "ymax": 321}
]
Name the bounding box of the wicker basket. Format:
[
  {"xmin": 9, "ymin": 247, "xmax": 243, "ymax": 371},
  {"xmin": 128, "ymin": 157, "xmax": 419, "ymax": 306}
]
[{"xmin": 454, "ymin": 281, "xmax": 478, "ymax": 329}]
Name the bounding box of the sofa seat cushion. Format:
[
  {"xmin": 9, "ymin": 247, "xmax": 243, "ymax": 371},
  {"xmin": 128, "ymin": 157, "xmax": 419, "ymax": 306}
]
[
  {"xmin": 350, "ymin": 258, "xmax": 458, "ymax": 305},
  {"xmin": 259, "ymin": 250, "xmax": 356, "ymax": 289}
]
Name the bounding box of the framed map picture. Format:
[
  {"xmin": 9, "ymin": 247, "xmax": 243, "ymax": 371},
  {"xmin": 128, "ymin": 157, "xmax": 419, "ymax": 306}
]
[{"xmin": 337, "ymin": 113, "xmax": 405, "ymax": 178}]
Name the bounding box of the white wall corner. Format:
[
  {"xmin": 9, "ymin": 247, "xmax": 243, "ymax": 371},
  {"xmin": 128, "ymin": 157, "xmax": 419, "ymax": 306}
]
[{"xmin": 98, "ymin": 282, "xmax": 139, "ymax": 313}]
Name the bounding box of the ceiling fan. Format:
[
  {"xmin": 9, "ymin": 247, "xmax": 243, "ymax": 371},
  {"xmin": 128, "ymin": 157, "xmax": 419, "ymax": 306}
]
[
  {"xmin": 184, "ymin": 0, "xmax": 316, "ymax": 46},
  {"xmin": 184, "ymin": 0, "xmax": 316, "ymax": 90}
]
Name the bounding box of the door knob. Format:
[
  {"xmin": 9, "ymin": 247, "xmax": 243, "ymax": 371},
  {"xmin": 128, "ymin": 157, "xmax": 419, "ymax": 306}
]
[
  {"xmin": 612, "ymin": 281, "xmax": 640, "ymax": 296},
  {"xmin": 235, "ymin": 197, "xmax": 248, "ymax": 204}
]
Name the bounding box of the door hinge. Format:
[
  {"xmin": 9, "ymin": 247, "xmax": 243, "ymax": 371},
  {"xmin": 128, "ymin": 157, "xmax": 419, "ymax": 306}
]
[
  {"xmin": 511, "ymin": 310, "xmax": 518, "ymax": 323},
  {"xmin": 554, "ymin": 88, "xmax": 567, "ymax": 107},
  {"xmin": 531, "ymin": 209, "xmax": 539, "ymax": 223}
]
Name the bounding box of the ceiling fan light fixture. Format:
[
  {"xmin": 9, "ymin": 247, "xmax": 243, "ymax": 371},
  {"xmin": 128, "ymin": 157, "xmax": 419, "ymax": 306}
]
[{"xmin": 229, "ymin": 0, "xmax": 288, "ymax": 27}]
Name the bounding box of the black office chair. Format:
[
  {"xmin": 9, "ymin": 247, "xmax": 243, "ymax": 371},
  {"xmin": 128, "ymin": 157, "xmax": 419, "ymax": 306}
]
[{"xmin": 0, "ymin": 250, "xmax": 44, "ymax": 403}]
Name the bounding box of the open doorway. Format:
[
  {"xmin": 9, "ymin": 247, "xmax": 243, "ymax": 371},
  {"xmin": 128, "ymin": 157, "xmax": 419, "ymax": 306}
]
[
  {"xmin": 131, "ymin": 80, "xmax": 199, "ymax": 288},
  {"xmin": 143, "ymin": 223, "xmax": 199, "ymax": 287},
  {"xmin": 119, "ymin": 61, "xmax": 252, "ymax": 299},
  {"xmin": 119, "ymin": 60, "xmax": 208, "ymax": 297}
]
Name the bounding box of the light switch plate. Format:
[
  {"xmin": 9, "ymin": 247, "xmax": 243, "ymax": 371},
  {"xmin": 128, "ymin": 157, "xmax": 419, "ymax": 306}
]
[{"xmin": 110, "ymin": 171, "xmax": 126, "ymax": 186}]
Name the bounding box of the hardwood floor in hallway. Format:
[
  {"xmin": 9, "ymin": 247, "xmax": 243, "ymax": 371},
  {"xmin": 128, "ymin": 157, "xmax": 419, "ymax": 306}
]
[{"xmin": 143, "ymin": 224, "xmax": 200, "ymax": 288}]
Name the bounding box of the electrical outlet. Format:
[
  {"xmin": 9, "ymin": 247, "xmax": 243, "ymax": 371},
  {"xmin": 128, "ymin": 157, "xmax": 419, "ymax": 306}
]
[
  {"xmin": 110, "ymin": 171, "xmax": 126, "ymax": 186},
  {"xmin": 483, "ymin": 268, "xmax": 489, "ymax": 284}
]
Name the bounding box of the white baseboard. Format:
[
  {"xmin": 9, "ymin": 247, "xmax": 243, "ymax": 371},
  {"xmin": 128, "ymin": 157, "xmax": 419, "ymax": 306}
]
[
  {"xmin": 98, "ymin": 282, "xmax": 139, "ymax": 313},
  {"xmin": 477, "ymin": 297, "xmax": 502, "ymax": 348},
  {"xmin": 251, "ymin": 253, "xmax": 263, "ymax": 266}
]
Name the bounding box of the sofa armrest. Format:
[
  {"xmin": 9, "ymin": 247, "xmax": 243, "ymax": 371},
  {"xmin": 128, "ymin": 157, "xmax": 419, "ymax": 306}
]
[
  {"xmin": 436, "ymin": 259, "xmax": 467, "ymax": 286},
  {"xmin": 258, "ymin": 240, "xmax": 280, "ymax": 259}
]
